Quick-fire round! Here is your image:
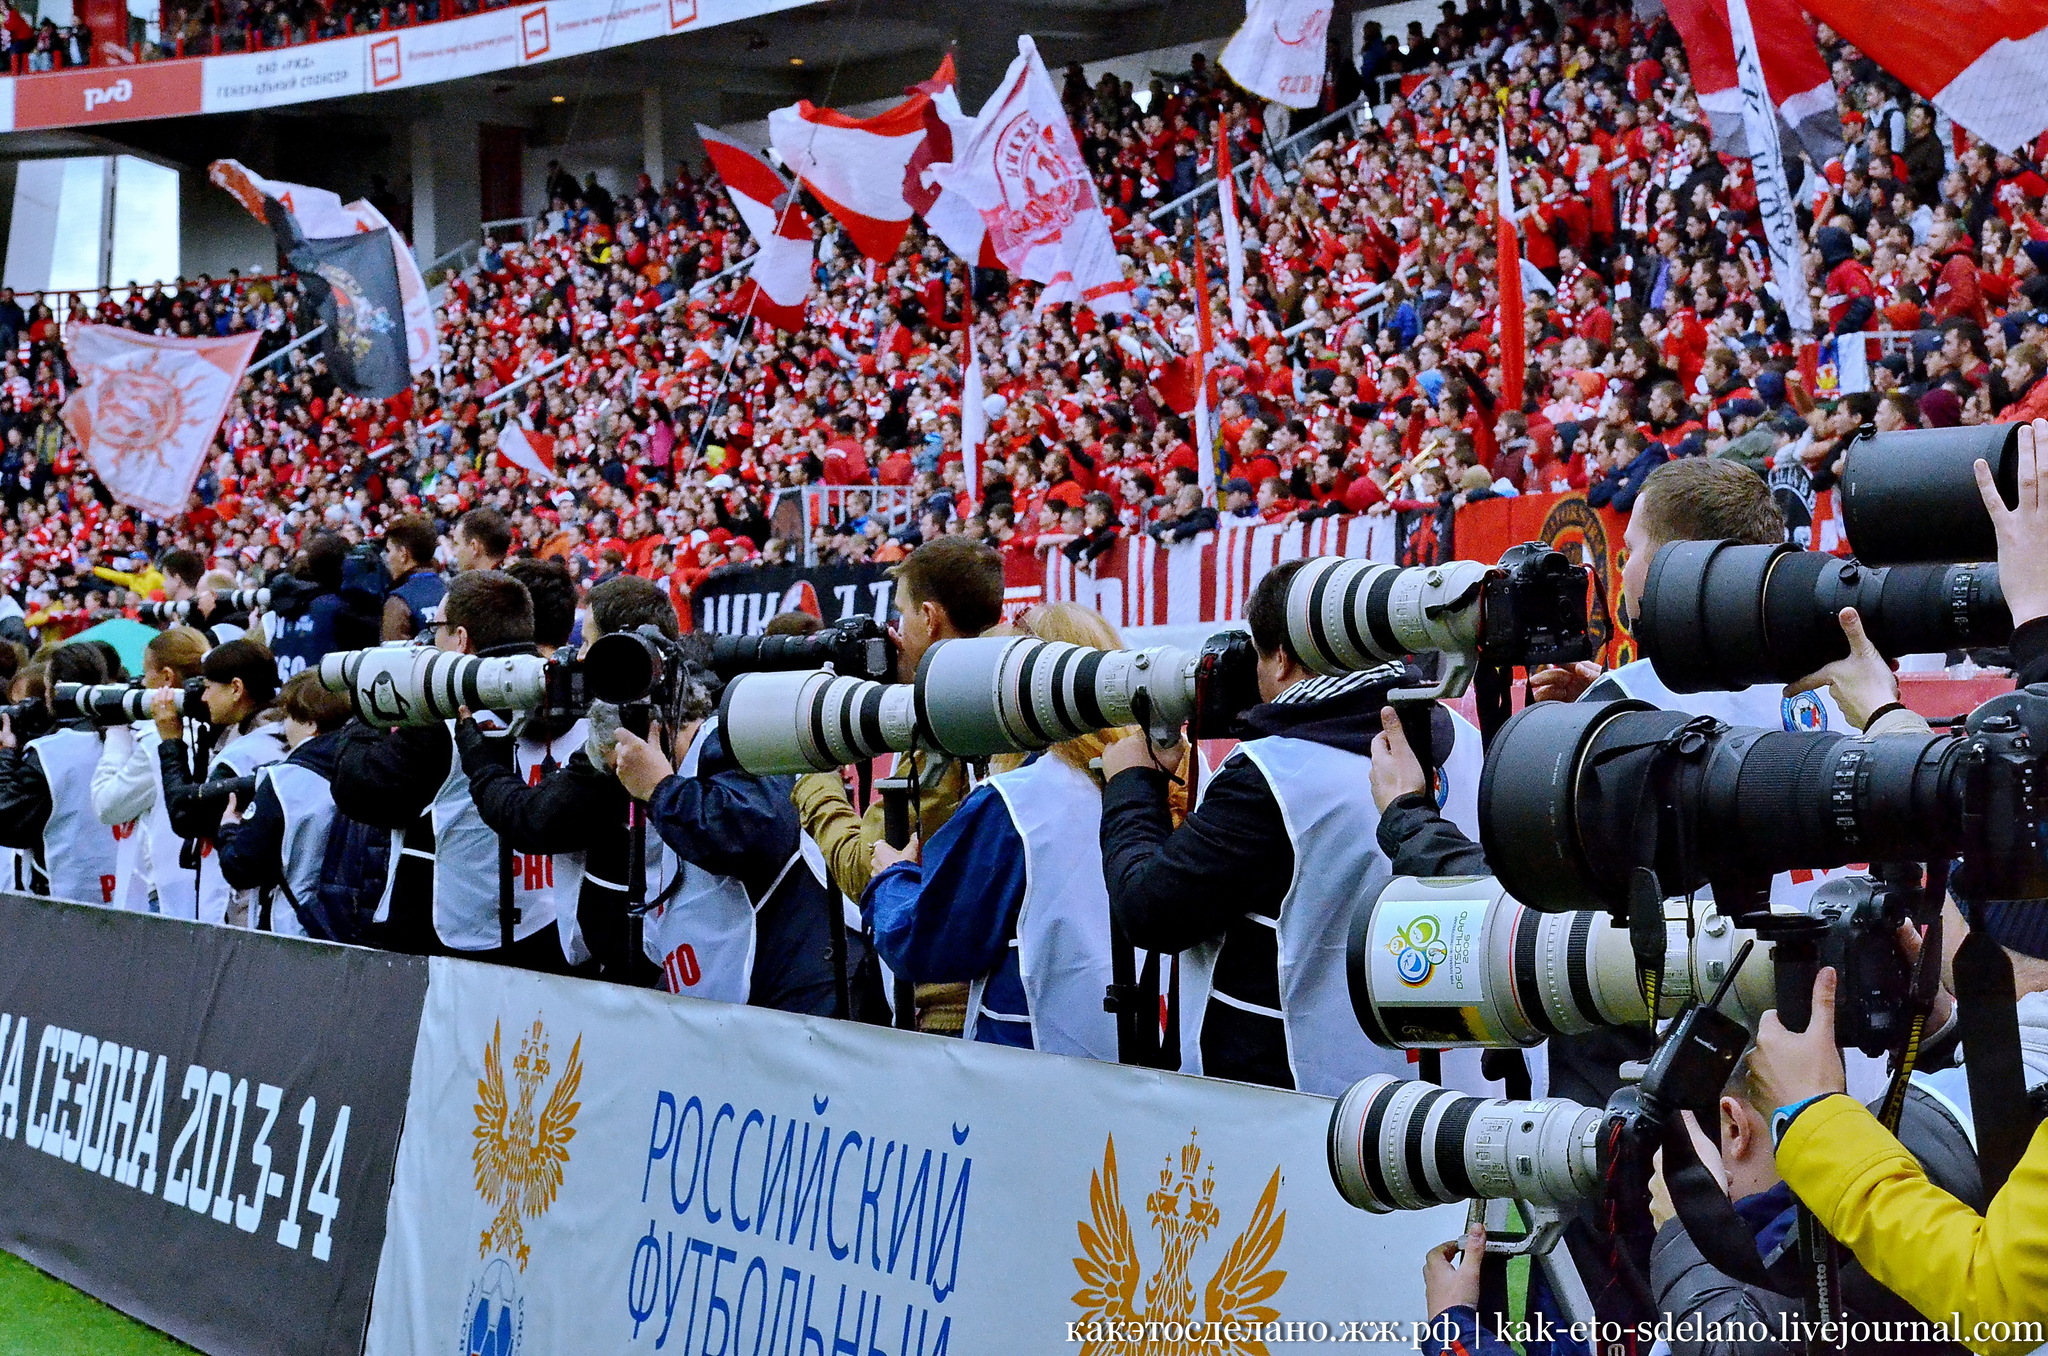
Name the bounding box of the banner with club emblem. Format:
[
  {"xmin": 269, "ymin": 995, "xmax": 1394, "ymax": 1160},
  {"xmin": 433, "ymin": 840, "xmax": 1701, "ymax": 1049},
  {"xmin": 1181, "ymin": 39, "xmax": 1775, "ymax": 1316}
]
[{"xmin": 365, "ymin": 960, "xmax": 1465, "ymax": 1355}]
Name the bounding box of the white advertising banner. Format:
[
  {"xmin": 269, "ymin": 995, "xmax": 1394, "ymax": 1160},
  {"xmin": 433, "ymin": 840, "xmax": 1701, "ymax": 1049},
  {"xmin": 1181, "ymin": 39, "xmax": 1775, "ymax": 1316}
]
[
  {"xmin": 365, "ymin": 960, "xmax": 1465, "ymax": 1355},
  {"xmin": 202, "ymin": 42, "xmax": 365, "ymax": 113}
]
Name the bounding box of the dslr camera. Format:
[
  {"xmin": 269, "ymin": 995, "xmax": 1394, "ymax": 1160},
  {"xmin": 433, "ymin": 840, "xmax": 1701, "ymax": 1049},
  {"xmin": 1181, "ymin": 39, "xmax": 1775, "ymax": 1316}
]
[{"xmin": 50, "ymin": 680, "xmax": 209, "ymax": 727}]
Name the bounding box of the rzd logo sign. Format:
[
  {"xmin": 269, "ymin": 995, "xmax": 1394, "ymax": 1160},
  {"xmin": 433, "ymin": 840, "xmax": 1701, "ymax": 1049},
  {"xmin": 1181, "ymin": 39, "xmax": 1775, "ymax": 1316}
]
[{"xmin": 84, "ymin": 78, "xmax": 133, "ymax": 112}]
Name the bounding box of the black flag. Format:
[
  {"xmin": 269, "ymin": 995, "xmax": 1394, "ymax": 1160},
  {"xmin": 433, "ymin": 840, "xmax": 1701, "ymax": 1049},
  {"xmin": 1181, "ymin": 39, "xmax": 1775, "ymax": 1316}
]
[{"xmin": 289, "ymin": 230, "xmax": 411, "ymax": 400}]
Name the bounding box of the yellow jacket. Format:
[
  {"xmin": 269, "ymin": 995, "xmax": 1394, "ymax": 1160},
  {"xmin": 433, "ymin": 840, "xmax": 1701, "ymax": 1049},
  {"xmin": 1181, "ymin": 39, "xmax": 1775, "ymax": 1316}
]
[
  {"xmin": 92, "ymin": 564, "xmax": 166, "ymax": 598},
  {"xmin": 1779, "ymin": 1094, "xmax": 2048, "ymax": 1356}
]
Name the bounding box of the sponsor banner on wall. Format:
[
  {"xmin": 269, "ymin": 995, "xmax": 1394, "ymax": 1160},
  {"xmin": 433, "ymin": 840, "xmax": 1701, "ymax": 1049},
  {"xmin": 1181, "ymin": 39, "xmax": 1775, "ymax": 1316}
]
[
  {"xmin": 5, "ymin": 0, "xmax": 818, "ymax": 131},
  {"xmin": 365, "ymin": 961, "xmax": 1464, "ymax": 1355},
  {"xmin": 0, "ymin": 894, "xmax": 428, "ymax": 1356},
  {"xmin": 202, "ymin": 42, "xmax": 366, "ymax": 113},
  {"xmin": 691, "ymin": 562, "xmax": 894, "ymax": 634}
]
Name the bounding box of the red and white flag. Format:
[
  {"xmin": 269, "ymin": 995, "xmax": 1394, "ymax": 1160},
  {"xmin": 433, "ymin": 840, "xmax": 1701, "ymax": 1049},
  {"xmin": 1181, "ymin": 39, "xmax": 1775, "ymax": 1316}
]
[
  {"xmin": 768, "ymin": 68, "xmax": 940, "ymax": 261},
  {"xmin": 913, "ymin": 55, "xmax": 1005, "ymax": 269},
  {"xmin": 928, "ymin": 36, "xmax": 1134, "ymax": 317},
  {"xmin": 496, "ymin": 423, "xmax": 558, "ymax": 482},
  {"xmin": 1220, "ymin": 0, "xmax": 1333, "ymax": 109},
  {"xmin": 1188, "ymin": 237, "xmax": 1220, "ymax": 492},
  {"xmin": 208, "ymin": 159, "xmax": 440, "ymax": 377},
  {"xmin": 62, "ymin": 324, "xmax": 259, "ymax": 520},
  {"xmin": 1797, "ymin": 0, "xmax": 2048, "ymax": 153},
  {"xmin": 698, "ymin": 125, "xmax": 815, "ymax": 332},
  {"xmin": 1662, "ymin": 0, "xmax": 1841, "ymax": 165},
  {"xmin": 1493, "ymin": 126, "xmax": 1525, "ymax": 415},
  {"xmin": 1215, "ymin": 126, "xmax": 1250, "ymax": 334}
]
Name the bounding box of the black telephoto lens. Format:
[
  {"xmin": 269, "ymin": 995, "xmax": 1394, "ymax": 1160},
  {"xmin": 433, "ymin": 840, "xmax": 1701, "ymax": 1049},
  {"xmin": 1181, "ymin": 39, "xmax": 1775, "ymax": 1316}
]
[
  {"xmin": 1840, "ymin": 423, "xmax": 2019, "ymax": 565},
  {"xmin": 1479, "ymin": 699, "xmax": 2041, "ymax": 916},
  {"xmin": 1639, "ymin": 541, "xmax": 2010, "ymax": 692}
]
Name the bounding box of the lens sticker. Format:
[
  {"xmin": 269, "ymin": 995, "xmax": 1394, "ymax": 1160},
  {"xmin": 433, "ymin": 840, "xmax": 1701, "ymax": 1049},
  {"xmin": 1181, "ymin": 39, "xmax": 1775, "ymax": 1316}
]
[{"xmin": 1371, "ymin": 898, "xmax": 1489, "ymax": 1005}]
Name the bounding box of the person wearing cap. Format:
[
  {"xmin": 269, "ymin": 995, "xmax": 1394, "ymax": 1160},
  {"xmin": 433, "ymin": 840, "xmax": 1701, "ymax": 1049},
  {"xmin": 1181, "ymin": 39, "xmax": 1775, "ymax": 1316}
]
[{"xmin": 1220, "ymin": 478, "xmax": 1258, "ymax": 521}]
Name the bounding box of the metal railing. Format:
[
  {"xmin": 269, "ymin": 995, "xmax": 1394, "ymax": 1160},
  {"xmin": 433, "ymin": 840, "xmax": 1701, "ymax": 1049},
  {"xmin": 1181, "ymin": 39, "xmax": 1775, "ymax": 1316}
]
[
  {"xmin": 482, "ymin": 353, "xmax": 574, "ymax": 409},
  {"xmin": 783, "ymin": 485, "xmax": 921, "ymax": 566},
  {"xmin": 1282, "ymin": 284, "xmax": 1388, "ymax": 339},
  {"xmin": 246, "ymin": 324, "xmax": 328, "ymax": 375},
  {"xmin": 1143, "ymin": 96, "xmax": 1369, "ymax": 224}
]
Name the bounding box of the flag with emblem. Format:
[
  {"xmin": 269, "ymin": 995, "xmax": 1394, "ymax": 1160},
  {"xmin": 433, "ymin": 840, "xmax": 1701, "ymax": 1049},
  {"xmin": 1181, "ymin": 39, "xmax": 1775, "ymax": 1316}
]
[
  {"xmin": 209, "ymin": 159, "xmax": 439, "ymax": 376},
  {"xmin": 289, "ymin": 231, "xmax": 412, "ymax": 400},
  {"xmin": 1220, "ymin": 0, "xmax": 1333, "ymax": 108},
  {"xmin": 62, "ymin": 324, "xmax": 260, "ymax": 520},
  {"xmin": 928, "ymin": 35, "xmax": 1133, "ymax": 316}
]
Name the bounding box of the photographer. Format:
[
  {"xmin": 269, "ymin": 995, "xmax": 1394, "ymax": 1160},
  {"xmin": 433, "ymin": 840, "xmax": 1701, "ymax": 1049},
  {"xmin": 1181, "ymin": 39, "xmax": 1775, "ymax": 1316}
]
[
  {"xmin": 792, "ymin": 535, "xmax": 1004, "ymax": 1031},
  {"xmin": 1097, "ymin": 559, "xmax": 1484, "ymax": 1094},
  {"xmin": 457, "ymin": 573, "xmax": 673, "ymax": 984},
  {"xmin": 213, "ymin": 672, "xmax": 357, "ymax": 937},
  {"xmin": 0, "ymin": 642, "xmax": 120, "ymax": 904},
  {"xmin": 265, "ymin": 529, "xmax": 351, "ymax": 683},
  {"xmin": 612, "ymin": 645, "xmax": 880, "ymax": 1020},
  {"xmin": 329, "ymin": 570, "xmax": 578, "ymax": 970},
  {"xmin": 154, "ymin": 638, "xmax": 287, "ymax": 927},
  {"xmin": 381, "ymin": 514, "xmax": 448, "ymax": 643},
  {"xmin": 1747, "ymin": 433, "xmax": 2048, "ymax": 1356},
  {"xmin": 92, "ymin": 625, "xmax": 209, "ymax": 916},
  {"xmin": 863, "ymin": 603, "xmax": 1123, "ymax": 1061}
]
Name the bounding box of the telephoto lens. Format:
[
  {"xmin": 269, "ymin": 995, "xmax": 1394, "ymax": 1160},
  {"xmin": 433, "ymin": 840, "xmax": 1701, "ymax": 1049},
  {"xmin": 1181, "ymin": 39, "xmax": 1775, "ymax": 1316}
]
[
  {"xmin": 1348, "ymin": 876, "xmax": 1771, "ymax": 1049},
  {"xmin": 1285, "ymin": 557, "xmax": 1493, "ymax": 677},
  {"xmin": 913, "ymin": 635, "xmax": 1198, "ymax": 758},
  {"xmin": 1479, "ymin": 698, "xmax": 2048, "ymax": 917},
  {"xmin": 1638, "ymin": 541, "xmax": 2008, "ymax": 692},
  {"xmin": 1839, "ymin": 422, "xmax": 2020, "ymax": 565},
  {"xmin": 318, "ymin": 648, "xmax": 551, "ymax": 726},
  {"xmin": 50, "ymin": 681, "xmax": 207, "ymax": 726},
  {"xmin": 719, "ymin": 670, "xmax": 919, "ymax": 774},
  {"xmin": 708, "ymin": 617, "xmax": 894, "ymax": 684},
  {"xmin": 1326, "ymin": 1075, "xmax": 1605, "ymax": 1214}
]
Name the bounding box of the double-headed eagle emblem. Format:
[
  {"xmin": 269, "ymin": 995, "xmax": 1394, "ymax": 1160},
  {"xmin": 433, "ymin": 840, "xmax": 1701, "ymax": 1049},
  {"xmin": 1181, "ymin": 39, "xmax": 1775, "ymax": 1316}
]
[
  {"xmin": 1072, "ymin": 1130, "xmax": 1288, "ymax": 1355},
  {"xmin": 472, "ymin": 1018, "xmax": 583, "ymax": 1270}
]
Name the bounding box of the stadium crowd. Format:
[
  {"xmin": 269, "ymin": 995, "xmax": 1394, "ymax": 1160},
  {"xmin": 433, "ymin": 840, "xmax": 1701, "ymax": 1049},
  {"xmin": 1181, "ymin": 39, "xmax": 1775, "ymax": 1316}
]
[{"xmin": 2, "ymin": 0, "xmax": 2045, "ymax": 642}]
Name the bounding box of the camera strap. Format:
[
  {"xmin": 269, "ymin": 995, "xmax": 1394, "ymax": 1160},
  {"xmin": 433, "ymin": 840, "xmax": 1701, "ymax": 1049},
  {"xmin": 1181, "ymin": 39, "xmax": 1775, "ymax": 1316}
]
[
  {"xmin": 1953, "ymin": 928, "xmax": 2032, "ymax": 1195},
  {"xmin": 1877, "ymin": 904, "xmax": 1944, "ymax": 1132},
  {"xmin": 1660, "ymin": 1113, "xmax": 1801, "ymax": 1295}
]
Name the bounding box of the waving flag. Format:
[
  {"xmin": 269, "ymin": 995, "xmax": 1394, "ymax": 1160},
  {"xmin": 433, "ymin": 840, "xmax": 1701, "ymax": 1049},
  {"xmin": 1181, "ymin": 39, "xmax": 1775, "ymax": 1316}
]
[
  {"xmin": 1220, "ymin": 0, "xmax": 1333, "ymax": 109},
  {"xmin": 1190, "ymin": 236, "xmax": 1220, "ymax": 492},
  {"xmin": 960, "ymin": 292, "xmax": 985, "ymax": 511},
  {"xmin": 768, "ymin": 61, "xmax": 949, "ymax": 261},
  {"xmin": 1663, "ymin": 0, "xmax": 1841, "ymax": 165},
  {"xmin": 698, "ymin": 125, "xmax": 816, "ymax": 332},
  {"xmin": 1728, "ymin": 0, "xmax": 1812, "ymax": 336},
  {"xmin": 1797, "ymin": 0, "xmax": 2048, "ymax": 153},
  {"xmin": 913, "ymin": 56, "xmax": 1004, "ymax": 269},
  {"xmin": 496, "ymin": 423, "xmax": 559, "ymax": 482},
  {"xmin": 1493, "ymin": 126, "xmax": 1525, "ymax": 415},
  {"xmin": 63, "ymin": 325, "xmax": 259, "ymax": 519},
  {"xmin": 929, "ymin": 36, "xmax": 1133, "ymax": 317},
  {"xmin": 290, "ymin": 231, "xmax": 412, "ymax": 400},
  {"xmin": 1215, "ymin": 127, "xmax": 1250, "ymax": 334},
  {"xmin": 208, "ymin": 159, "xmax": 439, "ymax": 377}
]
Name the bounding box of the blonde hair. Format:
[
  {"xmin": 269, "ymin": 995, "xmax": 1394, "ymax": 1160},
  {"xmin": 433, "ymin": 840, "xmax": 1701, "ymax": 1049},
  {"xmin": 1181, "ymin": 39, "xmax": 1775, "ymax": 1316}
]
[
  {"xmin": 143, "ymin": 625, "xmax": 209, "ymax": 683},
  {"xmin": 988, "ymin": 602, "xmax": 1138, "ymax": 777}
]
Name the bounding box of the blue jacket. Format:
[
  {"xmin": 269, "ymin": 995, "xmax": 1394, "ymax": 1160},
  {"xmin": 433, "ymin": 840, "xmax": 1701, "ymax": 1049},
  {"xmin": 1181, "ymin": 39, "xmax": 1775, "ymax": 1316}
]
[
  {"xmin": 863, "ymin": 777, "xmax": 1030, "ymax": 1047},
  {"xmin": 1586, "ymin": 443, "xmax": 1669, "ymax": 513}
]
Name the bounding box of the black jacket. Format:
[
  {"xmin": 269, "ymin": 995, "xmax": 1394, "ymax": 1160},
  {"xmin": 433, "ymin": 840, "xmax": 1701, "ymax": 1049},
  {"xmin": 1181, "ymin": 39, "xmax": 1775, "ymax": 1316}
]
[
  {"xmin": 1649, "ymin": 1086, "xmax": 1981, "ymax": 1356},
  {"xmin": 2015, "ymin": 618, "xmax": 2048, "ymax": 688},
  {"xmin": 0, "ymin": 721, "xmax": 96, "ymax": 877},
  {"xmin": 158, "ymin": 717, "xmax": 286, "ymax": 846},
  {"xmin": 1102, "ymin": 670, "xmax": 1455, "ymax": 1090}
]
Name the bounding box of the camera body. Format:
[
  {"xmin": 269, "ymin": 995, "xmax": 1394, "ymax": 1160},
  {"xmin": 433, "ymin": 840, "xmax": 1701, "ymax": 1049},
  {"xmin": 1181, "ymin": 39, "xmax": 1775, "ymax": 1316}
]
[
  {"xmin": 1483, "ymin": 542, "xmax": 1594, "ymax": 670},
  {"xmin": 0, "ymin": 697, "xmax": 52, "ymax": 741}
]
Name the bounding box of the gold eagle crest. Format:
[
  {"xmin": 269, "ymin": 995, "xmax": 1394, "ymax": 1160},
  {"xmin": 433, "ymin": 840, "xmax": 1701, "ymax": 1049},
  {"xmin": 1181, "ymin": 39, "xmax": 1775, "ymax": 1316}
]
[
  {"xmin": 1071, "ymin": 1130, "xmax": 1288, "ymax": 1355},
  {"xmin": 472, "ymin": 1017, "xmax": 583, "ymax": 1270}
]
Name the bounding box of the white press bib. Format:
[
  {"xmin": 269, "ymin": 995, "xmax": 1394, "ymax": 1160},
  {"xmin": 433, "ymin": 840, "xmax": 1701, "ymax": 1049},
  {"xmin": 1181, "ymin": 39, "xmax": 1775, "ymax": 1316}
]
[
  {"xmin": 513, "ymin": 720, "xmax": 592, "ymax": 968},
  {"xmin": 972, "ymin": 756, "xmax": 1118, "ymax": 1061},
  {"xmin": 142, "ymin": 720, "xmax": 202, "ymax": 920},
  {"xmin": 29, "ymin": 728, "xmax": 120, "ymax": 906},
  {"xmin": 262, "ymin": 760, "xmax": 338, "ymax": 938},
  {"xmin": 196, "ymin": 726, "xmax": 288, "ymax": 926},
  {"xmin": 1179, "ymin": 709, "xmax": 1485, "ymax": 1097},
  {"xmin": 427, "ymin": 718, "xmax": 555, "ymax": 952}
]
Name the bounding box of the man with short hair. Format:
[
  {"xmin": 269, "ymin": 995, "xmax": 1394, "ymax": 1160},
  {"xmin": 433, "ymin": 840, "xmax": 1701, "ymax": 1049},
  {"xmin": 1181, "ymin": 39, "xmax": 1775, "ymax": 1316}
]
[
  {"xmin": 792, "ymin": 536, "xmax": 1003, "ymax": 1032},
  {"xmin": 331, "ymin": 571, "xmax": 580, "ymax": 971},
  {"xmin": 381, "ymin": 514, "xmax": 446, "ymax": 642},
  {"xmin": 452, "ymin": 507, "xmax": 512, "ymax": 574}
]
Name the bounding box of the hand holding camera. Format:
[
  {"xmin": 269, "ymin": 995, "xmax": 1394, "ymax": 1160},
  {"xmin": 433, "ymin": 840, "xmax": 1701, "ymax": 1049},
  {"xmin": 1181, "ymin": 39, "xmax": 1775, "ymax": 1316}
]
[
  {"xmin": 1749, "ymin": 967, "xmax": 1849, "ymax": 1113},
  {"xmin": 1976, "ymin": 418, "xmax": 2048, "ymax": 628}
]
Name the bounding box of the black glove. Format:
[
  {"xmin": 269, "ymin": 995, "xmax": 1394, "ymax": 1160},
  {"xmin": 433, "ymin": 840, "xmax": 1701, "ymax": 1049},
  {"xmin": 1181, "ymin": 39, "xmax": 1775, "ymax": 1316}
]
[{"xmin": 454, "ymin": 715, "xmax": 516, "ymax": 777}]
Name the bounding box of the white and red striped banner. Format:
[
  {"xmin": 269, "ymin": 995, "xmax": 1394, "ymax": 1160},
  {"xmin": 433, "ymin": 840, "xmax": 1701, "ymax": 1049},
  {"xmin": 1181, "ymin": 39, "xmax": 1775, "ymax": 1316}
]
[{"xmin": 1004, "ymin": 515, "xmax": 1403, "ymax": 628}]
